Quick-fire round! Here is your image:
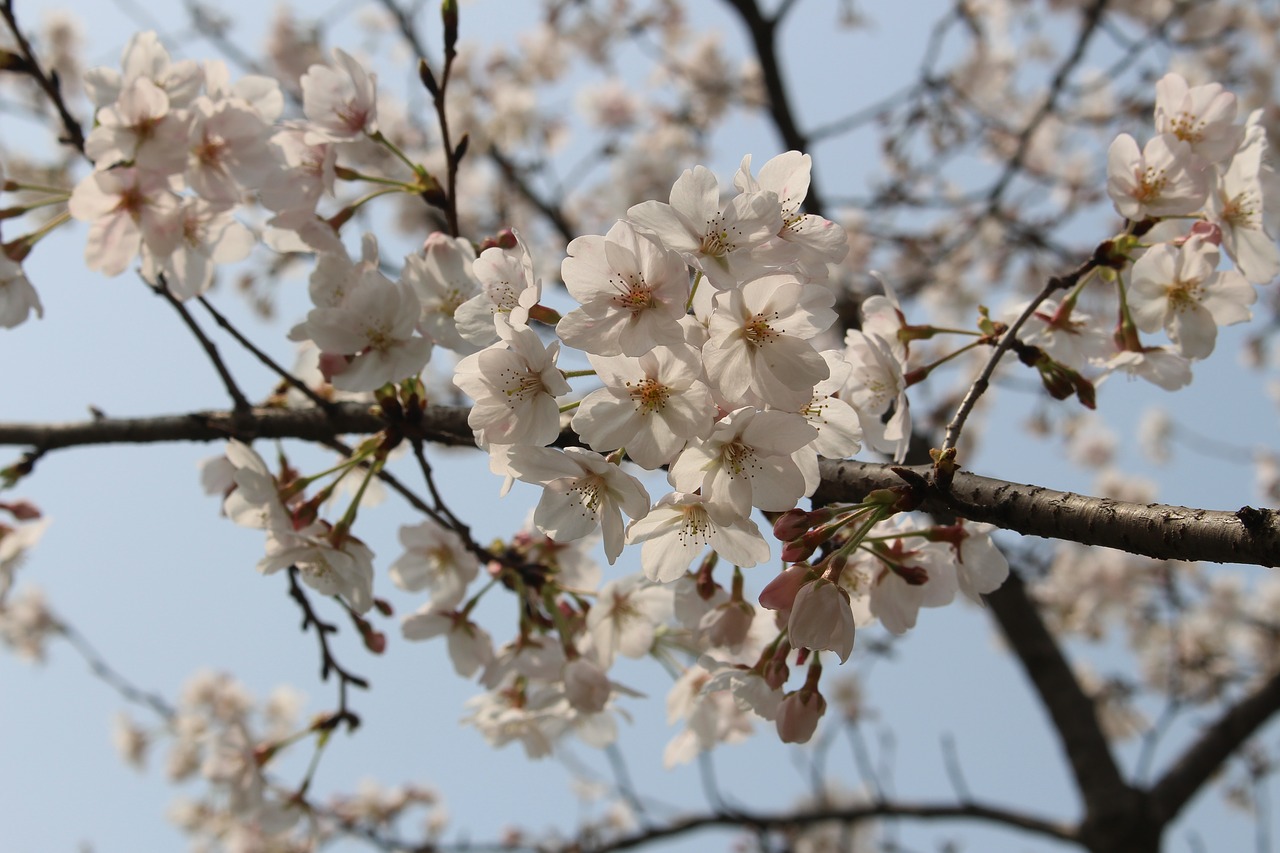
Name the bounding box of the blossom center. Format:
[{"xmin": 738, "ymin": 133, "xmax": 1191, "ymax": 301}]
[
  {"xmin": 721, "ymin": 441, "xmax": 759, "ymax": 478},
  {"xmin": 565, "ymin": 475, "xmax": 605, "ymax": 519},
  {"xmin": 743, "ymin": 313, "xmax": 779, "ymax": 347},
  {"xmin": 677, "ymin": 506, "xmax": 714, "ymax": 547},
  {"xmin": 1136, "ymin": 166, "xmax": 1170, "ymax": 202},
  {"xmin": 627, "ymin": 378, "xmax": 671, "ymax": 414},
  {"xmin": 611, "ymin": 273, "xmax": 653, "ymax": 313}
]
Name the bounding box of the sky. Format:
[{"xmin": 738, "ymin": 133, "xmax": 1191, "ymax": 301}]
[{"xmin": 1, "ymin": 1, "xmax": 1278, "ymax": 852}]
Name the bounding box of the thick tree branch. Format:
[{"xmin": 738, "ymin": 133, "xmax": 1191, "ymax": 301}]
[
  {"xmin": 816, "ymin": 459, "xmax": 1280, "ymax": 568},
  {"xmin": 721, "ymin": 0, "xmax": 827, "ymax": 218},
  {"xmin": 1149, "ymin": 668, "xmax": 1280, "ymax": 825},
  {"xmin": 2, "ymin": 405, "xmax": 1279, "ymax": 570},
  {"xmin": 576, "ymin": 799, "xmax": 1076, "ymax": 851},
  {"xmin": 983, "ymin": 571, "xmax": 1138, "ymax": 839}
]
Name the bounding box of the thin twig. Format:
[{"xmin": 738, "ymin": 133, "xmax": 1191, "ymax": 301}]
[
  {"xmin": 57, "ymin": 617, "xmax": 176, "ymax": 720},
  {"xmin": 940, "ymin": 257, "xmax": 1096, "ymax": 455},
  {"xmin": 286, "ymin": 567, "xmax": 368, "ymax": 732},
  {"xmin": 197, "ymin": 295, "xmax": 338, "ymax": 414},
  {"xmin": 0, "ymin": 1, "xmax": 87, "ymax": 155},
  {"xmin": 151, "ymin": 275, "xmax": 253, "ymax": 413}
]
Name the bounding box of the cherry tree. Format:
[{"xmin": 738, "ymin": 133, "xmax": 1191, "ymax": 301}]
[{"xmin": 2, "ymin": 0, "xmax": 1280, "ymax": 851}]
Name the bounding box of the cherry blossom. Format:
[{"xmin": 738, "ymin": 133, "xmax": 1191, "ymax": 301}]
[
  {"xmin": 83, "ymin": 30, "xmax": 202, "ymax": 111},
  {"xmin": 259, "ymin": 528, "xmax": 377, "ymax": 615},
  {"xmin": 1207, "ymin": 113, "xmax": 1280, "ymax": 285},
  {"xmin": 85, "ymin": 77, "xmax": 190, "ymax": 174},
  {"xmin": 402, "ymin": 601, "xmax": 495, "ymax": 678},
  {"xmin": 668, "ymin": 407, "xmax": 818, "ymax": 517},
  {"xmin": 1102, "ymin": 345, "xmax": 1193, "ymax": 390},
  {"xmin": 555, "ymin": 220, "xmax": 690, "ymax": 356},
  {"xmin": 703, "ymin": 273, "xmax": 836, "ymax": 411},
  {"xmin": 503, "ymin": 446, "xmax": 651, "ymax": 564},
  {"xmin": 1107, "ymin": 133, "xmax": 1209, "ymax": 220},
  {"xmin": 841, "ymin": 330, "xmax": 912, "ymax": 462},
  {"xmin": 141, "ymin": 198, "xmax": 254, "ymax": 300},
  {"xmin": 787, "ymin": 577, "xmax": 856, "ymax": 663},
  {"xmin": 454, "ymin": 232, "xmax": 542, "ymax": 347},
  {"xmin": 1154, "ymin": 72, "xmax": 1244, "ymax": 167},
  {"xmin": 734, "ymin": 151, "xmax": 849, "ymax": 279},
  {"xmin": 184, "ymin": 97, "xmax": 279, "ymax": 204},
  {"xmin": 627, "ymin": 164, "xmax": 782, "ymax": 290},
  {"xmin": 626, "ymin": 491, "xmax": 771, "ymax": 583},
  {"xmin": 585, "ymin": 574, "xmax": 673, "ymax": 666},
  {"xmin": 68, "ymin": 166, "xmax": 180, "ymax": 276},
  {"xmin": 453, "ymin": 324, "xmax": 570, "ymax": 448},
  {"xmin": 388, "ymin": 520, "xmax": 479, "ymax": 609},
  {"xmin": 1128, "ymin": 237, "xmax": 1255, "ymax": 359},
  {"xmin": 300, "ymin": 48, "xmax": 378, "ymax": 143},
  {"xmin": 402, "ymin": 234, "xmax": 483, "ymax": 354},
  {"xmin": 570, "ymin": 344, "xmax": 714, "ymax": 470}
]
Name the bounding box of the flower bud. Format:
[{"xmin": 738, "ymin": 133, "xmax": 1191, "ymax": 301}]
[
  {"xmin": 787, "ymin": 578, "xmax": 855, "ymax": 663},
  {"xmin": 759, "ymin": 563, "xmax": 813, "ymax": 614},
  {"xmin": 775, "ymin": 687, "xmax": 827, "ymax": 744},
  {"xmin": 772, "ymin": 508, "xmax": 812, "ymax": 541}
]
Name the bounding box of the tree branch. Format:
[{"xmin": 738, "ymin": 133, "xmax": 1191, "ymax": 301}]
[
  {"xmin": 2, "ymin": 405, "xmax": 1278, "ymax": 570},
  {"xmin": 816, "ymin": 459, "xmax": 1280, "ymax": 568},
  {"xmin": 720, "ymin": 0, "xmax": 827, "ymax": 218},
  {"xmin": 983, "ymin": 571, "xmax": 1136, "ymax": 828},
  {"xmin": 577, "ymin": 799, "xmax": 1076, "ymax": 852},
  {"xmin": 1150, "ymin": 668, "xmax": 1280, "ymax": 825}
]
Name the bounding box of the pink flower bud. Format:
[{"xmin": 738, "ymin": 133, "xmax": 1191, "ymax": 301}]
[
  {"xmin": 775, "ymin": 688, "xmax": 827, "ymax": 744},
  {"xmin": 772, "ymin": 508, "xmax": 812, "ymax": 541},
  {"xmin": 1187, "ymin": 220, "xmax": 1223, "ymax": 245},
  {"xmin": 763, "ymin": 654, "xmax": 791, "ymax": 691},
  {"xmin": 0, "ymin": 500, "xmax": 40, "ymax": 520},
  {"xmin": 759, "ymin": 564, "xmax": 813, "ymax": 614}
]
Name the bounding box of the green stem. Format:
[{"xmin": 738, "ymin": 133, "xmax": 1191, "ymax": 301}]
[
  {"xmin": 685, "ymin": 271, "xmax": 704, "ymax": 312},
  {"xmin": 369, "ymin": 130, "xmax": 424, "ymax": 179}
]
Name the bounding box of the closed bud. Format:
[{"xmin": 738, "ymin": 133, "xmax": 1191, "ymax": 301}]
[{"xmin": 776, "ymin": 687, "xmax": 827, "ymax": 744}]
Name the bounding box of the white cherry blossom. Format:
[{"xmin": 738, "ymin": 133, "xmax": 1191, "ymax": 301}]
[
  {"xmin": 402, "ymin": 233, "xmax": 482, "ymax": 354},
  {"xmin": 626, "ymin": 491, "xmax": 771, "ymax": 583},
  {"xmin": 388, "ymin": 520, "xmax": 479, "ymax": 609},
  {"xmin": 555, "ymin": 220, "xmax": 690, "ymax": 356},
  {"xmin": 455, "ymin": 232, "xmax": 541, "ymax": 347},
  {"xmin": 68, "ymin": 166, "xmax": 180, "ymax": 277},
  {"xmin": 453, "ymin": 324, "xmax": 570, "ymax": 448},
  {"xmin": 503, "ymin": 446, "xmax": 651, "ymax": 564},
  {"xmin": 703, "ymin": 273, "xmax": 836, "ymax": 411},
  {"xmin": 1129, "ymin": 237, "xmax": 1254, "ymax": 360},
  {"xmin": 788, "ymin": 578, "xmax": 856, "ymax": 663},
  {"xmin": 570, "ymin": 344, "xmax": 714, "ymax": 470},
  {"xmin": 1154, "ymin": 72, "xmax": 1244, "ymax": 167},
  {"xmin": 627, "ymin": 164, "xmax": 782, "ymax": 290},
  {"xmin": 841, "ymin": 330, "xmax": 912, "ymax": 462},
  {"xmin": 1107, "ymin": 133, "xmax": 1209, "ymax": 220},
  {"xmin": 301, "ymin": 48, "xmax": 378, "ymax": 143},
  {"xmin": 668, "ymin": 407, "xmax": 818, "ymax": 517},
  {"xmin": 1207, "ymin": 112, "xmax": 1280, "ymax": 285},
  {"xmin": 734, "ymin": 151, "xmax": 849, "ymax": 279},
  {"xmin": 0, "ymin": 257, "xmax": 42, "ymax": 328}
]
